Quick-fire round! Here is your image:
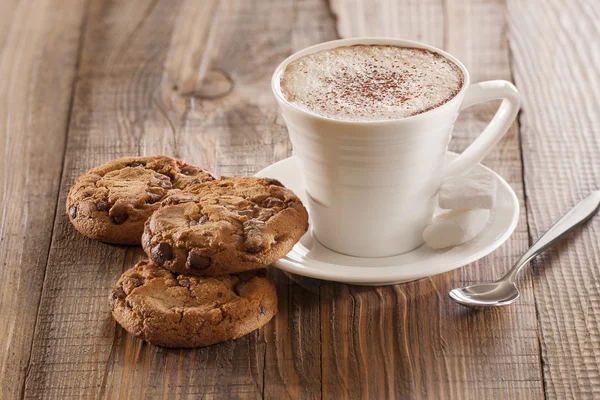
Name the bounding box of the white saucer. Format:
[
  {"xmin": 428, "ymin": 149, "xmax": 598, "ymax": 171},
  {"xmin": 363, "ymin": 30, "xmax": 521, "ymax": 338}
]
[{"xmin": 256, "ymin": 153, "xmax": 519, "ymax": 286}]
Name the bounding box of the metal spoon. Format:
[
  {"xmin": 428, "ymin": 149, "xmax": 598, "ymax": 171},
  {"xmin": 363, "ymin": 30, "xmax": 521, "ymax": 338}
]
[{"xmin": 449, "ymin": 190, "xmax": 600, "ymax": 310}]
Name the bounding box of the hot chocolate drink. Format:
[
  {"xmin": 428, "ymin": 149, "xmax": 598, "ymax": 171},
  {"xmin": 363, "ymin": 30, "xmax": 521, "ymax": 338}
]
[{"xmin": 279, "ymin": 45, "xmax": 464, "ymax": 121}]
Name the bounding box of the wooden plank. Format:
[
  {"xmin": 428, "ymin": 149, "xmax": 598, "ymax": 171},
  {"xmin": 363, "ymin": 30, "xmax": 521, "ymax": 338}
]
[
  {"xmin": 258, "ymin": 1, "xmax": 338, "ymax": 399},
  {"xmin": 324, "ymin": 0, "xmax": 543, "ymax": 398},
  {"xmin": 21, "ymin": 0, "xmax": 328, "ymax": 398},
  {"xmin": 23, "ymin": 0, "xmax": 266, "ymax": 398},
  {"xmin": 263, "ymin": 271, "xmax": 323, "ymax": 400},
  {"xmin": 507, "ymin": 0, "xmax": 600, "ymax": 398},
  {"xmin": 0, "ymin": 0, "xmax": 87, "ymax": 398}
]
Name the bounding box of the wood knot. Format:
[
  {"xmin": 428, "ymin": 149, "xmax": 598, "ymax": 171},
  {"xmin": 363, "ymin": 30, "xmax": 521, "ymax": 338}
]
[{"xmin": 191, "ymin": 69, "xmax": 234, "ymax": 99}]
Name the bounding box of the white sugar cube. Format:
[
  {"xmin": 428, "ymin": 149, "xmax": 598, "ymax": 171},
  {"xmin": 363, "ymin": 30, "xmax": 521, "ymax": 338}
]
[
  {"xmin": 438, "ymin": 173, "xmax": 497, "ymax": 210},
  {"xmin": 423, "ymin": 209, "xmax": 490, "ymax": 249}
]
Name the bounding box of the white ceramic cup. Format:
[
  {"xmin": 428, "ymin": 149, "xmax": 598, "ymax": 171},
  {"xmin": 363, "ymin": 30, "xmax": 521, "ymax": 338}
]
[{"xmin": 271, "ymin": 38, "xmax": 520, "ymax": 257}]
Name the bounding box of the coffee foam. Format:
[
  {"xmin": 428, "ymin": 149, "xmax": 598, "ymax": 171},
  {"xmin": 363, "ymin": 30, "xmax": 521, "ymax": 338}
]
[{"xmin": 280, "ymin": 45, "xmax": 464, "ymax": 121}]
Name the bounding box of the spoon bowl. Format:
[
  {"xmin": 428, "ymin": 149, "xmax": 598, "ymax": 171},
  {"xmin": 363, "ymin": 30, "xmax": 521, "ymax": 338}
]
[
  {"xmin": 449, "ymin": 191, "xmax": 600, "ymax": 309},
  {"xmin": 449, "ymin": 281, "xmax": 520, "ymax": 310}
]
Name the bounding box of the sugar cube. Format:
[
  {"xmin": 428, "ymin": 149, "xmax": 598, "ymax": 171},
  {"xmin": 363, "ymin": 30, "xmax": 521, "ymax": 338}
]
[
  {"xmin": 438, "ymin": 173, "xmax": 497, "ymax": 210},
  {"xmin": 423, "ymin": 209, "xmax": 491, "ymax": 249}
]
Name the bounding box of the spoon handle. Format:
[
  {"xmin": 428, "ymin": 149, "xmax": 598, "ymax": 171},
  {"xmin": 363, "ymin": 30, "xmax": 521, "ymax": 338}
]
[{"xmin": 506, "ymin": 190, "xmax": 600, "ymax": 282}]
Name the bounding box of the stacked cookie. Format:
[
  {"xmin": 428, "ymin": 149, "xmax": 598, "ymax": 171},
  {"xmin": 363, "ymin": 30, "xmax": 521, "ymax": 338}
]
[{"xmin": 67, "ymin": 156, "xmax": 309, "ymax": 348}]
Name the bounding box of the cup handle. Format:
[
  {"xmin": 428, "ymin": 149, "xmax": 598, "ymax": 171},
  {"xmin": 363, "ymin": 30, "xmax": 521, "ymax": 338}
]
[{"xmin": 443, "ymin": 80, "xmax": 521, "ymax": 178}]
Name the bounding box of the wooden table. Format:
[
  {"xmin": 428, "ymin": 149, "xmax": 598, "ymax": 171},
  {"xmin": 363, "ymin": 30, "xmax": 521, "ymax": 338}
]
[{"xmin": 1, "ymin": 0, "xmax": 598, "ymax": 398}]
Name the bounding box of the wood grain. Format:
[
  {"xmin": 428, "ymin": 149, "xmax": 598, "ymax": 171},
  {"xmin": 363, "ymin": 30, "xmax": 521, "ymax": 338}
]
[
  {"xmin": 8, "ymin": 0, "xmax": 599, "ymax": 398},
  {"xmin": 20, "ymin": 0, "xmax": 327, "ymax": 398},
  {"xmin": 325, "ymin": 0, "xmax": 543, "ymax": 398},
  {"xmin": 259, "ymin": 1, "xmax": 338, "ymax": 399},
  {"xmin": 22, "ymin": 0, "xmax": 265, "ymax": 398},
  {"xmin": 507, "ymin": 0, "xmax": 600, "ymax": 398},
  {"xmin": 0, "ymin": 0, "xmax": 87, "ymax": 398}
]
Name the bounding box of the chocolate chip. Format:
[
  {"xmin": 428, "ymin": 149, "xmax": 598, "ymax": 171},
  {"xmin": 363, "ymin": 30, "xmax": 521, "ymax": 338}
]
[
  {"xmin": 246, "ymin": 246, "xmax": 263, "ymax": 254},
  {"xmin": 110, "ymin": 287, "xmax": 126, "ymax": 304},
  {"xmin": 151, "ymin": 242, "xmax": 172, "ymax": 265},
  {"xmin": 111, "ymin": 214, "xmax": 128, "ymax": 225},
  {"xmin": 109, "ymin": 204, "xmax": 129, "ymax": 225},
  {"xmin": 243, "ymin": 219, "xmax": 267, "ymax": 253},
  {"xmin": 265, "ymin": 178, "xmax": 284, "ymax": 187},
  {"xmin": 260, "ymin": 305, "xmax": 268, "ymax": 315},
  {"xmin": 187, "ymin": 249, "xmax": 211, "ymax": 271},
  {"xmin": 126, "ymin": 277, "xmax": 143, "ymax": 288},
  {"xmin": 129, "ymin": 161, "xmax": 145, "ymax": 167},
  {"xmin": 164, "ymin": 196, "xmax": 180, "ymax": 205},
  {"xmin": 95, "ymin": 200, "xmax": 110, "ymax": 212},
  {"xmin": 68, "ymin": 206, "xmax": 77, "ymax": 219},
  {"xmin": 263, "ymin": 197, "xmax": 284, "ymax": 208},
  {"xmin": 287, "ymin": 201, "xmax": 296, "ymax": 208},
  {"xmin": 146, "ymin": 192, "xmax": 162, "ymax": 204},
  {"xmin": 160, "ymin": 180, "xmax": 173, "ymax": 189},
  {"xmin": 190, "ymin": 215, "xmax": 209, "ymax": 226},
  {"xmin": 258, "ymin": 209, "xmax": 276, "ymax": 221},
  {"xmin": 217, "ymin": 292, "xmax": 223, "ymax": 298},
  {"xmin": 154, "ymin": 173, "xmax": 169, "ymax": 181},
  {"xmin": 180, "ymin": 165, "xmax": 199, "ymax": 175},
  {"xmin": 235, "ymin": 281, "xmax": 249, "ymax": 294}
]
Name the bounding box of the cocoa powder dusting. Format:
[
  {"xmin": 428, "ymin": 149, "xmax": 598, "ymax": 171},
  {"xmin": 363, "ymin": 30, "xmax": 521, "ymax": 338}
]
[{"xmin": 280, "ymin": 45, "xmax": 464, "ymax": 121}]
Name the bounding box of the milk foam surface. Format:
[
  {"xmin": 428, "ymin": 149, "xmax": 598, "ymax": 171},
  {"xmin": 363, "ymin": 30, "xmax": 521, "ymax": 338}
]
[{"xmin": 280, "ymin": 45, "xmax": 464, "ymax": 121}]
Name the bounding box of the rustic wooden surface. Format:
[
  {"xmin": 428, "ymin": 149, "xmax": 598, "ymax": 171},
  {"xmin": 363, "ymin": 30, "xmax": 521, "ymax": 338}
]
[
  {"xmin": 0, "ymin": 0, "xmax": 597, "ymax": 399},
  {"xmin": 508, "ymin": 1, "xmax": 600, "ymax": 398},
  {"xmin": 0, "ymin": 1, "xmax": 88, "ymax": 398}
]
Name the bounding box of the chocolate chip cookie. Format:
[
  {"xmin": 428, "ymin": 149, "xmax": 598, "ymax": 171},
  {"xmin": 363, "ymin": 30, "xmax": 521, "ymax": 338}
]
[
  {"xmin": 142, "ymin": 176, "xmax": 309, "ymax": 276},
  {"xmin": 109, "ymin": 260, "xmax": 277, "ymax": 347},
  {"xmin": 67, "ymin": 156, "xmax": 214, "ymax": 244}
]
